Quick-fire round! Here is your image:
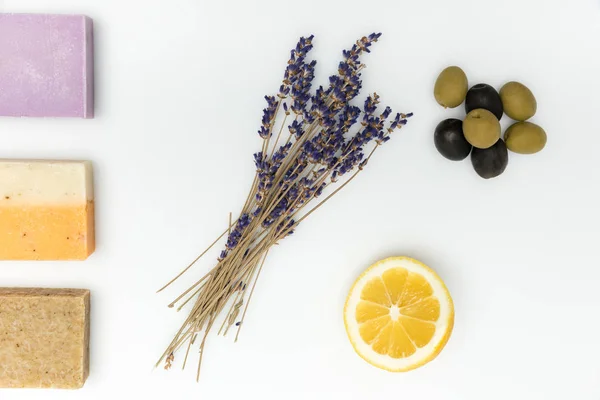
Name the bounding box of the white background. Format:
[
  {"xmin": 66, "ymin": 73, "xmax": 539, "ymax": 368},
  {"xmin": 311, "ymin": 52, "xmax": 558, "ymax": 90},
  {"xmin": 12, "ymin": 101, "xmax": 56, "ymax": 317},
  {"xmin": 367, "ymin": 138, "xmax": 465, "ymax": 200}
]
[{"xmin": 1, "ymin": 0, "xmax": 600, "ymax": 399}]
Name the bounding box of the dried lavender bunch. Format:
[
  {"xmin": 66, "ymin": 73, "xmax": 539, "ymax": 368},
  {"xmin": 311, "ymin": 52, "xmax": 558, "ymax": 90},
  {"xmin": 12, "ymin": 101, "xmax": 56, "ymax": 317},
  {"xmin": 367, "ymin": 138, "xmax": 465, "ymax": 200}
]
[{"xmin": 157, "ymin": 33, "xmax": 412, "ymax": 379}]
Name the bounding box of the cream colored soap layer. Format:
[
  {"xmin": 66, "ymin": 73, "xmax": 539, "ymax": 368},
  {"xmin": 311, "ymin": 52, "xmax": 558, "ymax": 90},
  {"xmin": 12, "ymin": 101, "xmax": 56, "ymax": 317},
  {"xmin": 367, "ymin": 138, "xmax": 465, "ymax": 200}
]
[
  {"xmin": 0, "ymin": 160, "xmax": 93, "ymax": 205},
  {"xmin": 0, "ymin": 288, "xmax": 90, "ymax": 389}
]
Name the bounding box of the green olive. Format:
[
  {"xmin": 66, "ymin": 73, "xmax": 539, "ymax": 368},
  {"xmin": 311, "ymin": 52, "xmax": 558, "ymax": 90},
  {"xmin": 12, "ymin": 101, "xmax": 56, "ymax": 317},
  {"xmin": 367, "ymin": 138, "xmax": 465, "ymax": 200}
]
[
  {"xmin": 434, "ymin": 66, "xmax": 468, "ymax": 108},
  {"xmin": 500, "ymin": 81, "xmax": 537, "ymax": 121},
  {"xmin": 504, "ymin": 122, "xmax": 546, "ymax": 154},
  {"xmin": 463, "ymin": 109, "xmax": 501, "ymax": 149}
]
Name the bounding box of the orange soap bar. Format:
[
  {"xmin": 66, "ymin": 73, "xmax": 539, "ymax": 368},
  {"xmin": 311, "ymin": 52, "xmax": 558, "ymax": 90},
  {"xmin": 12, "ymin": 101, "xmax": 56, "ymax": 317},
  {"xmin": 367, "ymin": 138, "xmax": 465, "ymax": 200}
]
[
  {"xmin": 0, "ymin": 288, "xmax": 90, "ymax": 389},
  {"xmin": 0, "ymin": 160, "xmax": 95, "ymax": 260}
]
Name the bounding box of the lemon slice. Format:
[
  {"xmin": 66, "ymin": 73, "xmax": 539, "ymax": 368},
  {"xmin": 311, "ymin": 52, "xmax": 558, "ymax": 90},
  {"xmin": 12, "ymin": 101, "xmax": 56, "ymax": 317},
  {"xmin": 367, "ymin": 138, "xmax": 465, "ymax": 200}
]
[{"xmin": 344, "ymin": 256, "xmax": 454, "ymax": 372}]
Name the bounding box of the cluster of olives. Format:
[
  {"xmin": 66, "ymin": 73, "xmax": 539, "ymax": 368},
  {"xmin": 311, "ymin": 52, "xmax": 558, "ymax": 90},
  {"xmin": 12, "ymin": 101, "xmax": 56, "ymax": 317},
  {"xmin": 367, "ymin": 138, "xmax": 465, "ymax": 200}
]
[{"xmin": 433, "ymin": 66, "xmax": 547, "ymax": 179}]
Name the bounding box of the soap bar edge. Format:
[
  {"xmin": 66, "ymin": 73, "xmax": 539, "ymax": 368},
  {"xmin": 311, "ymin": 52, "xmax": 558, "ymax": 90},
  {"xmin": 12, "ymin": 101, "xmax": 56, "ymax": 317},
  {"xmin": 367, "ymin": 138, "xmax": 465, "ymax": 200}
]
[
  {"xmin": 84, "ymin": 15, "xmax": 94, "ymax": 119},
  {"xmin": 0, "ymin": 288, "xmax": 90, "ymax": 297}
]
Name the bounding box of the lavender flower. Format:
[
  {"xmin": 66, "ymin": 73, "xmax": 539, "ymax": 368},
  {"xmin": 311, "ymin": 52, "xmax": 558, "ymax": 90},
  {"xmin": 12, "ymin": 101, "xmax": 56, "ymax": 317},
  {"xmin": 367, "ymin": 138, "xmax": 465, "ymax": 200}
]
[
  {"xmin": 270, "ymin": 143, "xmax": 292, "ymax": 174},
  {"xmin": 340, "ymin": 105, "xmax": 361, "ymax": 132},
  {"xmin": 288, "ymin": 120, "xmax": 304, "ymax": 139},
  {"xmin": 254, "ymin": 151, "xmax": 273, "ymax": 202},
  {"xmin": 275, "ymin": 217, "xmax": 296, "ymax": 237},
  {"xmin": 281, "ymin": 35, "xmax": 314, "ymax": 89},
  {"xmin": 161, "ymin": 32, "xmax": 413, "ymax": 378},
  {"xmin": 291, "ymin": 60, "xmax": 316, "ymax": 116},
  {"xmin": 225, "ymin": 213, "xmax": 252, "ymax": 250},
  {"xmin": 258, "ymin": 96, "xmax": 279, "ymax": 139}
]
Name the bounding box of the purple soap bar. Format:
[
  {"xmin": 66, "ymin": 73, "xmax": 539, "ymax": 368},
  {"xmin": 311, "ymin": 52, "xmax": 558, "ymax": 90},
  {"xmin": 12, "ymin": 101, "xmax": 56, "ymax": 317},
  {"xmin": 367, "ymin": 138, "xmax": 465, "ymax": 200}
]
[{"xmin": 0, "ymin": 14, "xmax": 94, "ymax": 118}]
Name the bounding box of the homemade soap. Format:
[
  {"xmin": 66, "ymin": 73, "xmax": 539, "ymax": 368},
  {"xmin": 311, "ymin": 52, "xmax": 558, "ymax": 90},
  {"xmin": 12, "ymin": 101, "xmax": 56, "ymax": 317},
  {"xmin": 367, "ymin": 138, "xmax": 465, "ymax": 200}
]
[
  {"xmin": 0, "ymin": 288, "xmax": 90, "ymax": 389},
  {"xmin": 0, "ymin": 160, "xmax": 95, "ymax": 260},
  {"xmin": 0, "ymin": 13, "xmax": 94, "ymax": 118}
]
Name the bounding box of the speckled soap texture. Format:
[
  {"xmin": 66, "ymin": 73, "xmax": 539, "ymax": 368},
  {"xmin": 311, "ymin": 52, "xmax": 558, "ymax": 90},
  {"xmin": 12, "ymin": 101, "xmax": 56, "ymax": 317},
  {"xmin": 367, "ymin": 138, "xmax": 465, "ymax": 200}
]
[
  {"xmin": 0, "ymin": 288, "xmax": 90, "ymax": 389},
  {"xmin": 0, "ymin": 160, "xmax": 95, "ymax": 260},
  {"xmin": 0, "ymin": 13, "xmax": 94, "ymax": 118}
]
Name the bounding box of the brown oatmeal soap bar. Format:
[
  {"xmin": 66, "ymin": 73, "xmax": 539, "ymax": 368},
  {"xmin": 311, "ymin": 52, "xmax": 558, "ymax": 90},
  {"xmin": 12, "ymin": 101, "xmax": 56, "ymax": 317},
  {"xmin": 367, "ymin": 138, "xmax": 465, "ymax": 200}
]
[{"xmin": 0, "ymin": 288, "xmax": 90, "ymax": 389}]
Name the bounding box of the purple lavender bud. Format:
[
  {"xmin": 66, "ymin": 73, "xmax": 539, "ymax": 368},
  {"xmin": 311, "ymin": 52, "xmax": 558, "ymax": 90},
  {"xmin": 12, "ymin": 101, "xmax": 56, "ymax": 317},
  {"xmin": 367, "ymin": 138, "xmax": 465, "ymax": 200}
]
[
  {"xmin": 286, "ymin": 63, "xmax": 300, "ymax": 77},
  {"xmin": 380, "ymin": 106, "xmax": 392, "ymax": 120},
  {"xmin": 258, "ymin": 126, "xmax": 270, "ymax": 139},
  {"xmin": 261, "ymin": 114, "xmax": 271, "ymax": 127},
  {"xmin": 288, "ymin": 119, "xmax": 304, "ymax": 139},
  {"xmin": 329, "ymin": 75, "xmax": 343, "ymax": 88},
  {"xmin": 278, "ymin": 84, "xmax": 290, "ymax": 98},
  {"xmin": 315, "ymin": 183, "xmax": 326, "ymax": 197},
  {"xmin": 314, "ymin": 86, "xmax": 326, "ymax": 102},
  {"xmin": 254, "ymin": 152, "xmax": 264, "ymax": 168},
  {"xmin": 303, "ymin": 109, "xmax": 315, "ymax": 124},
  {"xmin": 265, "ymin": 95, "xmax": 277, "ymax": 108},
  {"xmin": 369, "ymin": 32, "xmax": 382, "ymax": 41},
  {"xmin": 338, "ymin": 62, "xmax": 352, "ymax": 77},
  {"xmin": 364, "ymin": 96, "xmax": 377, "ymax": 115},
  {"xmin": 238, "ymin": 213, "xmax": 251, "ymax": 229},
  {"xmin": 331, "ymin": 170, "xmax": 339, "ymax": 182},
  {"xmin": 331, "ymin": 87, "xmax": 345, "ymax": 105}
]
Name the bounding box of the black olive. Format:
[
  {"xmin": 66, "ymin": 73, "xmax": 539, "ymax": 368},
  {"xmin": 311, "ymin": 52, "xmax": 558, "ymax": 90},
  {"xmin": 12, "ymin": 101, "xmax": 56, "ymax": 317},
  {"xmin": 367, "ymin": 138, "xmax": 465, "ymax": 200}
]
[
  {"xmin": 434, "ymin": 118, "xmax": 472, "ymax": 161},
  {"xmin": 465, "ymin": 83, "xmax": 503, "ymax": 120},
  {"xmin": 471, "ymin": 139, "xmax": 508, "ymax": 179}
]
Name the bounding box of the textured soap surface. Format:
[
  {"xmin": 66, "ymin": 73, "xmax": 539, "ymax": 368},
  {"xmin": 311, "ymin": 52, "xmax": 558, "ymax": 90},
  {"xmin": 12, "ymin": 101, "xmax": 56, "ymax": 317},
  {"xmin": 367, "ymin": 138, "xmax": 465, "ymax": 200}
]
[
  {"xmin": 0, "ymin": 288, "xmax": 90, "ymax": 389},
  {"xmin": 0, "ymin": 13, "xmax": 94, "ymax": 118},
  {"xmin": 0, "ymin": 160, "xmax": 95, "ymax": 260}
]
